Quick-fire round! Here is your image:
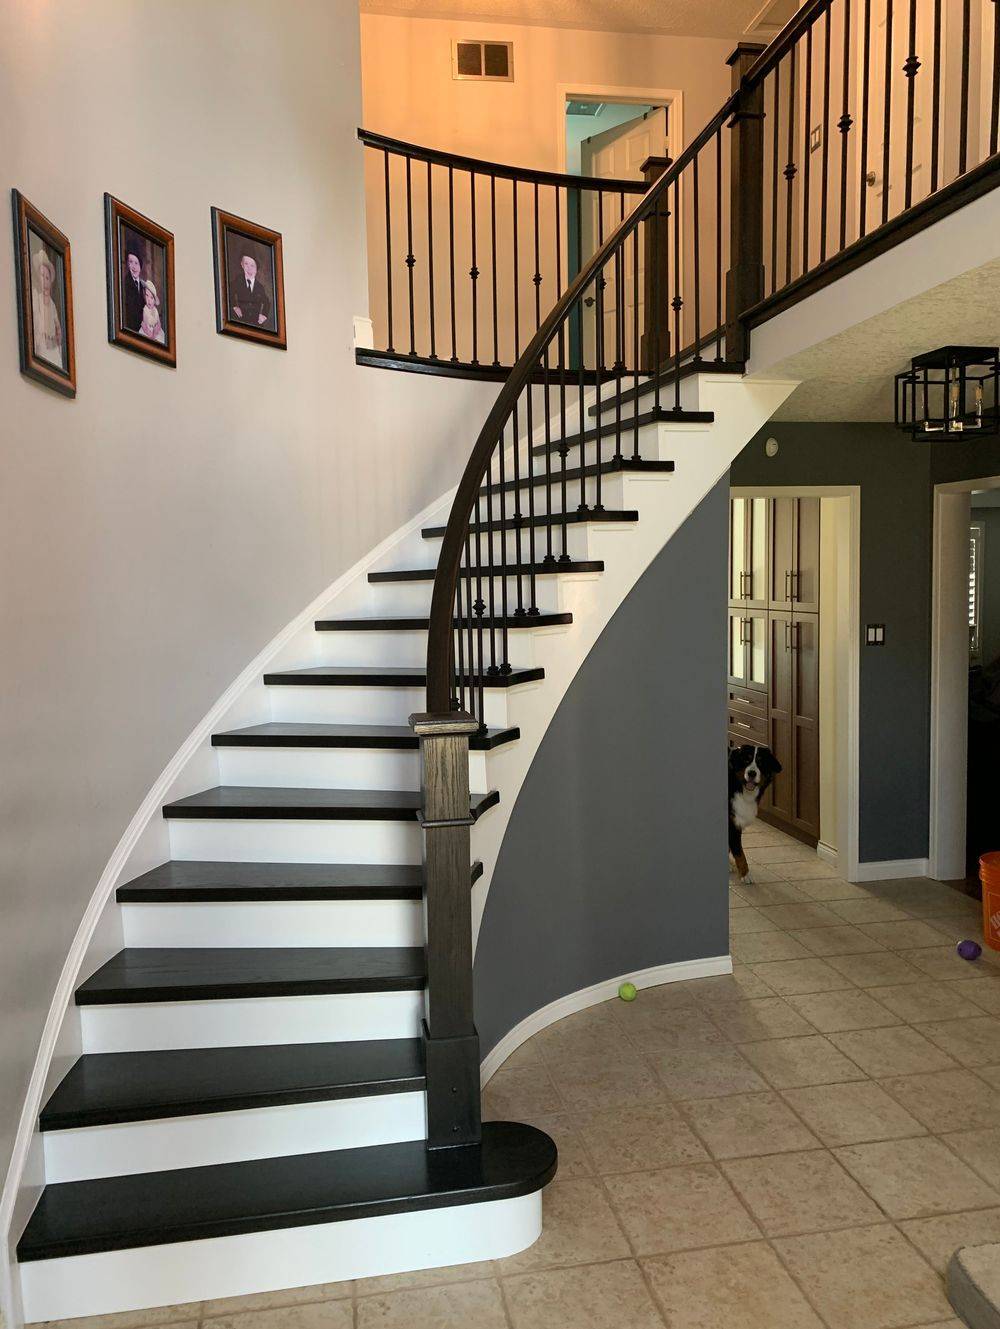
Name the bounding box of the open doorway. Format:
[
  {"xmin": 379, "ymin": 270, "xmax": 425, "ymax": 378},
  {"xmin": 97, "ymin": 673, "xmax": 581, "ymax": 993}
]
[
  {"xmin": 729, "ymin": 486, "xmax": 860, "ymax": 879},
  {"xmin": 930, "ymin": 474, "xmax": 1000, "ymax": 886}
]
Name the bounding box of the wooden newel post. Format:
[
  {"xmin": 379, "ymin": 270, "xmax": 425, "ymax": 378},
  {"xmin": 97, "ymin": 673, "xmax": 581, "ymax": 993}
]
[
  {"xmin": 639, "ymin": 154, "xmax": 672, "ymax": 373},
  {"xmin": 725, "ymin": 42, "xmax": 766, "ymax": 364},
  {"xmin": 410, "ymin": 710, "xmax": 483, "ymax": 1149}
]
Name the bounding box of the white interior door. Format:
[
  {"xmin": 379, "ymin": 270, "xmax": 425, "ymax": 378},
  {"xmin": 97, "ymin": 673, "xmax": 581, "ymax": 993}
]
[{"xmin": 580, "ymin": 107, "xmax": 668, "ymax": 367}]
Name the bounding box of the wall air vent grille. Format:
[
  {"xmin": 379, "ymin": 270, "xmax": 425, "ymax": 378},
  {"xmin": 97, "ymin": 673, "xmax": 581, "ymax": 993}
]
[{"xmin": 452, "ymin": 39, "xmax": 513, "ymax": 82}]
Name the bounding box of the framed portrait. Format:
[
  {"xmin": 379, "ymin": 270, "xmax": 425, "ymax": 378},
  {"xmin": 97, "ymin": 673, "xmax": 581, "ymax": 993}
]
[
  {"xmin": 105, "ymin": 194, "xmax": 176, "ymax": 367},
  {"xmin": 11, "ymin": 190, "xmax": 76, "ymax": 396},
  {"xmin": 212, "ymin": 208, "xmax": 286, "ymax": 349}
]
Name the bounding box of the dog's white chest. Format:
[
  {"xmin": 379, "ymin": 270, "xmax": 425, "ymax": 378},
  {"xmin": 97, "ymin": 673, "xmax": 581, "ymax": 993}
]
[{"xmin": 731, "ymin": 790, "xmax": 759, "ymax": 830}]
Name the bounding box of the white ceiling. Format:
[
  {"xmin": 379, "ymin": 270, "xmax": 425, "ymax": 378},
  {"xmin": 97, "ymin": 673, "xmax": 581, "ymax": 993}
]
[
  {"xmin": 766, "ymin": 258, "xmax": 1000, "ymax": 421},
  {"xmin": 359, "ymin": 0, "xmax": 765, "ymax": 40}
]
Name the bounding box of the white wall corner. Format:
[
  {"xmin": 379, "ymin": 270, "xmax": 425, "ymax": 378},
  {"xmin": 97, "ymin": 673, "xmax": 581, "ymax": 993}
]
[
  {"xmin": 852, "ymin": 858, "xmax": 930, "ymax": 882},
  {"xmin": 353, "ymin": 316, "xmax": 375, "ymax": 350}
]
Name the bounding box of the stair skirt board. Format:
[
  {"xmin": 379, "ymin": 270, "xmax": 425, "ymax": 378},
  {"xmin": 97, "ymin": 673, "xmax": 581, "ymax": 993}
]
[
  {"xmin": 19, "ymin": 1190, "xmax": 542, "ymax": 1322},
  {"xmin": 42, "ymin": 1091, "xmax": 428, "ymax": 1183},
  {"xmin": 120, "ymin": 899, "xmax": 424, "ymax": 948},
  {"xmin": 480, "ymin": 955, "xmax": 734, "ymax": 1086},
  {"xmin": 80, "ymin": 990, "xmax": 425, "ymax": 1054}
]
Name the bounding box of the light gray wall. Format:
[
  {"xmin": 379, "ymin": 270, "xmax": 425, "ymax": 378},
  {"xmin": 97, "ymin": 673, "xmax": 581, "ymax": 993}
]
[
  {"xmin": 474, "ymin": 480, "xmax": 730, "ymax": 1058},
  {"xmin": 0, "ymin": 0, "xmax": 496, "ymax": 1191},
  {"xmin": 731, "ymin": 423, "xmax": 1000, "ymax": 864},
  {"xmin": 971, "ymin": 507, "xmax": 1000, "ymax": 668}
]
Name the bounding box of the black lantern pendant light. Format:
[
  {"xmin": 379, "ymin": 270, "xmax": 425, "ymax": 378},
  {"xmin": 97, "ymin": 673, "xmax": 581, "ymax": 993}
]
[{"xmin": 895, "ymin": 345, "xmax": 1000, "ymax": 439}]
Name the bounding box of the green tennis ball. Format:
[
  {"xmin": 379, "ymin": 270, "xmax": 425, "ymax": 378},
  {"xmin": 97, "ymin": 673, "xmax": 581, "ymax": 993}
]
[{"xmin": 618, "ymin": 981, "xmax": 638, "ymax": 1002}]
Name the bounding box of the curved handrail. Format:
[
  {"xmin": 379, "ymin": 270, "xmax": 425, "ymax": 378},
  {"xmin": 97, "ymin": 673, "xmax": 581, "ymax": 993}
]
[
  {"xmin": 424, "ymin": 92, "xmax": 738, "ymax": 711},
  {"xmin": 358, "ymin": 127, "xmax": 647, "ymax": 194}
]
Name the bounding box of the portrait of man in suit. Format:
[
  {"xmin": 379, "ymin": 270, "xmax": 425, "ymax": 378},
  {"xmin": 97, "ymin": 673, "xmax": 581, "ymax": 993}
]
[
  {"xmin": 230, "ymin": 250, "xmax": 273, "ymax": 329},
  {"xmin": 121, "ymin": 249, "xmax": 146, "ymax": 333}
]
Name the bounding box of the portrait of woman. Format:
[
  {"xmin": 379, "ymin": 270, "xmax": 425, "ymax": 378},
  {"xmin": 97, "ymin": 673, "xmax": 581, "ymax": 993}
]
[{"xmin": 11, "ymin": 189, "xmax": 76, "ymax": 396}]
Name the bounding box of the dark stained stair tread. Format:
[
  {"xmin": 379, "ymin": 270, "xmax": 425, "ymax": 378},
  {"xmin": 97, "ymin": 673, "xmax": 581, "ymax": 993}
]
[
  {"xmin": 263, "ymin": 666, "xmax": 543, "ymax": 688},
  {"xmin": 75, "ymin": 947, "xmax": 427, "ymax": 1005},
  {"xmin": 314, "ymin": 614, "xmax": 571, "ymax": 630},
  {"xmin": 530, "ymin": 408, "xmax": 711, "ymax": 456},
  {"xmin": 161, "ymin": 786, "xmax": 500, "ymax": 821},
  {"xmin": 368, "ymin": 559, "xmax": 604, "ymax": 583},
  {"xmin": 17, "ymin": 1121, "xmax": 558, "ymax": 1261},
  {"xmin": 422, "ymin": 509, "xmax": 638, "ymax": 538},
  {"xmin": 115, "ymin": 860, "xmax": 484, "ymax": 902},
  {"xmin": 40, "ymin": 1040, "xmax": 426, "ymax": 1131},
  {"xmin": 211, "ymin": 723, "xmax": 519, "ymax": 751}
]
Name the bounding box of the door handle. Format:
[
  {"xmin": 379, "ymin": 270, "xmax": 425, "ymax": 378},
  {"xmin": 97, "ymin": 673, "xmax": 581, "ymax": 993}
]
[
  {"xmin": 739, "ymin": 616, "xmax": 750, "ymax": 645},
  {"xmin": 783, "ymin": 569, "xmax": 792, "ymax": 601},
  {"xmin": 784, "ymin": 619, "xmax": 792, "ymax": 651},
  {"xmin": 790, "ymin": 570, "xmax": 800, "ymax": 602},
  {"xmin": 734, "ymin": 720, "xmax": 752, "ymax": 730},
  {"xmin": 790, "ymin": 620, "xmax": 800, "ymax": 652}
]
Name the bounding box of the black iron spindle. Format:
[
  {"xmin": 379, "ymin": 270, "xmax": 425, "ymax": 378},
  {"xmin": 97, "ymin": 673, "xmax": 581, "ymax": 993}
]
[
  {"xmin": 595, "ymin": 263, "xmax": 606, "ymax": 510},
  {"xmin": 483, "ymin": 473, "xmax": 498, "ymax": 675},
  {"xmin": 533, "ymin": 182, "xmax": 542, "ymax": 331},
  {"xmin": 881, "ymin": 0, "xmax": 894, "ymax": 226},
  {"xmin": 383, "ymin": 149, "xmax": 394, "ymax": 353},
  {"xmin": 771, "ymin": 64, "xmax": 781, "ymax": 295},
  {"xmin": 470, "ymin": 172, "xmax": 479, "ymax": 365},
  {"xmin": 496, "ymin": 420, "xmax": 511, "ymax": 664},
  {"xmin": 542, "ymin": 345, "xmax": 555, "ymax": 566},
  {"xmin": 672, "ymin": 174, "xmax": 682, "ymax": 412},
  {"xmin": 692, "ymin": 153, "xmax": 702, "ymax": 363},
  {"xmin": 819, "ymin": 9, "xmax": 832, "ymax": 263},
  {"xmin": 992, "ymin": 0, "xmax": 1000, "ymax": 156},
  {"xmin": 859, "ymin": 0, "xmax": 872, "ymax": 237},
  {"xmin": 718, "ymin": 126, "xmax": 725, "ymax": 356},
  {"xmin": 448, "ymin": 166, "xmax": 458, "ymax": 362},
  {"xmin": 959, "ymin": 0, "xmax": 971, "ymax": 175},
  {"xmin": 632, "ymin": 225, "xmax": 641, "ymax": 457},
  {"xmin": 512, "ymin": 180, "xmax": 520, "ymax": 361},
  {"xmin": 839, "ymin": 0, "xmax": 854, "ymax": 251},
  {"xmin": 510, "ymin": 397, "xmax": 525, "ymax": 615},
  {"xmin": 427, "ymin": 161, "xmax": 437, "ymax": 359},
  {"xmin": 903, "ymin": 0, "xmax": 920, "ymax": 209},
  {"xmin": 490, "ymin": 174, "xmax": 500, "ymax": 367},
  {"xmin": 785, "ymin": 45, "xmax": 798, "ymax": 283},
  {"xmin": 930, "ymin": 0, "xmax": 942, "ymax": 193},
  {"xmin": 802, "ymin": 25, "xmax": 813, "ymax": 272},
  {"xmin": 405, "ymin": 155, "xmax": 416, "ymax": 355},
  {"xmin": 525, "ymin": 371, "xmax": 539, "ymax": 612}
]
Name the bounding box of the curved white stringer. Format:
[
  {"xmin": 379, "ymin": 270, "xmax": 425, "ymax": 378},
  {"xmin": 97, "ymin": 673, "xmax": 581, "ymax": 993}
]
[{"xmin": 5, "ymin": 369, "xmax": 795, "ymax": 1325}]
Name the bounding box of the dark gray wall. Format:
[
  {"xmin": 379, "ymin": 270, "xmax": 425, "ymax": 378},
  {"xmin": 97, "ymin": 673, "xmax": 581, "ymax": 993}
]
[
  {"xmin": 732, "ymin": 423, "xmax": 1000, "ymax": 864},
  {"xmin": 475, "ymin": 480, "xmax": 730, "ymax": 1058}
]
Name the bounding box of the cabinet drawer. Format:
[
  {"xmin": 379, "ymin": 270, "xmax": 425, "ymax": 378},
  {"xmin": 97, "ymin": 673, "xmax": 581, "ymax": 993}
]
[
  {"xmin": 728, "ymin": 687, "xmax": 767, "ymax": 722},
  {"xmin": 728, "ymin": 709, "xmax": 769, "ymax": 744}
]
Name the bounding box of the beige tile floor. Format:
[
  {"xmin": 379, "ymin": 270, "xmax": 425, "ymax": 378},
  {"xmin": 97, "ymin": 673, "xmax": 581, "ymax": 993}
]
[{"xmin": 34, "ymin": 824, "xmax": 1000, "ymax": 1329}]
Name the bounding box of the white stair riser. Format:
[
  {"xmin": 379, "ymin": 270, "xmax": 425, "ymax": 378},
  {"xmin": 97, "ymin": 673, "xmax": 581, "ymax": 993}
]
[
  {"xmin": 121, "ymin": 899, "xmax": 424, "ymax": 948},
  {"xmin": 168, "ymin": 817, "xmax": 424, "ymax": 864},
  {"xmin": 80, "ymin": 990, "xmax": 424, "ymax": 1053},
  {"xmin": 266, "ymin": 683, "xmax": 513, "ymax": 729},
  {"xmin": 20, "ymin": 1191, "xmax": 542, "ymax": 1321},
  {"xmin": 421, "ymin": 521, "xmax": 596, "ymax": 565},
  {"xmin": 42, "ymin": 1091, "xmax": 427, "ymax": 1183},
  {"xmin": 479, "ymin": 471, "xmax": 631, "ymax": 520},
  {"xmin": 215, "ymin": 745, "xmax": 489, "ymax": 791},
  {"xmin": 310, "ymin": 629, "xmax": 538, "ymax": 670},
  {"xmin": 364, "ymin": 576, "xmax": 566, "ymax": 618}
]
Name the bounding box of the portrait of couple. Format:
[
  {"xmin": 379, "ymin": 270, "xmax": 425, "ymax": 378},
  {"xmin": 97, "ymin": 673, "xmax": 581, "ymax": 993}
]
[
  {"xmin": 105, "ymin": 195, "xmax": 176, "ymax": 367},
  {"xmin": 120, "ymin": 227, "xmax": 167, "ymax": 347}
]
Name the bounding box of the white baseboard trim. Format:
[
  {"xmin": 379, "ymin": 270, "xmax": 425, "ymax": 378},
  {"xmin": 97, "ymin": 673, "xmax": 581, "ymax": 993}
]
[
  {"xmin": 853, "ymin": 857, "xmax": 930, "ymax": 882},
  {"xmin": 480, "ymin": 955, "xmax": 733, "ymax": 1086},
  {"xmin": 816, "ymin": 841, "xmax": 839, "ymax": 868}
]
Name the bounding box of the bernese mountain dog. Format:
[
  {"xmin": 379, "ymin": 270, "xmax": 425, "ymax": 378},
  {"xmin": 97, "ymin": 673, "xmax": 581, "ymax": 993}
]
[{"xmin": 729, "ymin": 744, "xmax": 782, "ymax": 884}]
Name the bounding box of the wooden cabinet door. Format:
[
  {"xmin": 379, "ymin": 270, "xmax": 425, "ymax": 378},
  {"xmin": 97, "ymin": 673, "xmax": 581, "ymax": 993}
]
[
  {"xmin": 793, "ymin": 498, "xmax": 821, "ymax": 613},
  {"xmin": 769, "ymin": 497, "xmax": 796, "ymax": 608},
  {"xmin": 729, "ymin": 498, "xmax": 748, "ymax": 605},
  {"xmin": 727, "ymin": 609, "xmax": 768, "ymax": 693},
  {"xmin": 765, "ymin": 611, "xmax": 794, "ymax": 821},
  {"xmin": 730, "ymin": 497, "xmax": 769, "ymax": 608},
  {"xmin": 791, "ymin": 612, "xmax": 820, "ymax": 836}
]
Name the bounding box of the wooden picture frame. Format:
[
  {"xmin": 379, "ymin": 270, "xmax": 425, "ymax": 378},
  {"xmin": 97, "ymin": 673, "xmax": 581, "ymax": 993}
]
[
  {"xmin": 212, "ymin": 208, "xmax": 286, "ymax": 349},
  {"xmin": 11, "ymin": 190, "xmax": 76, "ymax": 397},
  {"xmin": 105, "ymin": 193, "xmax": 176, "ymax": 367}
]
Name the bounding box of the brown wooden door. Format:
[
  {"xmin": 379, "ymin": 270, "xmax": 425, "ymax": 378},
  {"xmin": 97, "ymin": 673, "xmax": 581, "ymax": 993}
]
[
  {"xmin": 791, "ymin": 612, "xmax": 820, "ymax": 836},
  {"xmin": 727, "ymin": 608, "xmax": 768, "ymax": 693},
  {"xmin": 729, "ymin": 497, "xmax": 769, "ymax": 609},
  {"xmin": 765, "ymin": 611, "xmax": 794, "ymax": 821},
  {"xmin": 793, "ymin": 498, "xmax": 821, "ymax": 613},
  {"xmin": 769, "ymin": 497, "xmax": 796, "ymax": 608}
]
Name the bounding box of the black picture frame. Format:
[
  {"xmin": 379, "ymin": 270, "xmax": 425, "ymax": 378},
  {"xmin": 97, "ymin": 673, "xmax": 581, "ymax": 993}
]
[
  {"xmin": 212, "ymin": 207, "xmax": 286, "ymax": 349},
  {"xmin": 11, "ymin": 189, "xmax": 76, "ymax": 397},
  {"xmin": 105, "ymin": 193, "xmax": 176, "ymax": 367}
]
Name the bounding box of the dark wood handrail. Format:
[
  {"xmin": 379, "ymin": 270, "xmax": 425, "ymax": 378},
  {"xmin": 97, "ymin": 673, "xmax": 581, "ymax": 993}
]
[
  {"xmin": 742, "ymin": 0, "xmax": 834, "ymax": 86},
  {"xmin": 358, "ymin": 128, "xmax": 648, "ymax": 194},
  {"xmin": 424, "ymin": 92, "xmax": 739, "ymax": 711}
]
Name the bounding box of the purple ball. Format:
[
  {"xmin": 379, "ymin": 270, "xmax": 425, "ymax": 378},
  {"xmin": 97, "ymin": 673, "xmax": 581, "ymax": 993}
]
[{"xmin": 957, "ymin": 939, "xmax": 982, "ymax": 961}]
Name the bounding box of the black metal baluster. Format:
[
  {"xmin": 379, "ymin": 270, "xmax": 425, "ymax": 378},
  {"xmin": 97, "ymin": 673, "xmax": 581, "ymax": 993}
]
[
  {"xmin": 860, "ymin": 0, "xmax": 872, "ymax": 237},
  {"xmin": 881, "ymin": 0, "xmax": 894, "ymax": 225},
  {"xmin": 718, "ymin": 126, "xmax": 726, "ymax": 355},
  {"xmin": 426, "ymin": 161, "xmax": 437, "ymax": 359},
  {"xmin": 652, "ymin": 194, "xmax": 662, "ymax": 412},
  {"xmin": 472, "ymin": 503, "xmax": 485, "ymax": 717},
  {"xmin": 672, "ymin": 175, "xmax": 682, "ymax": 412},
  {"xmin": 448, "ymin": 166, "xmax": 458, "ymax": 362},
  {"xmin": 383, "ymin": 149, "xmax": 394, "ymax": 353},
  {"xmin": 632, "ymin": 225, "xmax": 641, "ymax": 457},
  {"xmin": 930, "ymin": 0, "xmax": 942, "ymax": 193},
  {"xmin": 483, "ymin": 467, "xmax": 498, "ymax": 675},
  {"xmin": 959, "ymin": 0, "xmax": 971, "ymax": 175},
  {"xmin": 463, "ymin": 537, "xmax": 475, "ymax": 718},
  {"xmin": 839, "ymin": 0, "xmax": 854, "ymax": 251},
  {"xmin": 578, "ymin": 274, "xmax": 589, "ymax": 514},
  {"xmin": 555, "ymin": 185, "xmax": 563, "ymax": 300},
  {"xmin": 692, "ymin": 153, "xmax": 702, "ymax": 363},
  {"xmin": 490, "ymin": 175, "xmax": 500, "ymax": 366},
  {"xmin": 533, "ymin": 182, "xmax": 542, "ymax": 331},
  {"xmin": 512, "ymin": 180, "xmax": 520, "ymax": 361},
  {"xmin": 496, "ymin": 425, "xmax": 511, "ymax": 667},
  {"xmin": 595, "ymin": 263, "xmax": 606, "ymax": 510},
  {"xmin": 991, "ymin": 0, "xmax": 1000, "ymax": 157},
  {"xmin": 470, "ymin": 172, "xmax": 479, "ymax": 365},
  {"xmin": 542, "ymin": 344, "xmax": 555, "ymax": 565},
  {"xmin": 903, "ymin": 0, "xmax": 920, "ymax": 208},
  {"xmin": 525, "ymin": 368, "xmax": 539, "ymax": 613},
  {"xmin": 785, "ymin": 45, "xmax": 798, "ymax": 284},
  {"xmin": 819, "ymin": 9, "xmax": 832, "ymax": 263},
  {"xmin": 454, "ymin": 550, "xmax": 467, "ymax": 713},
  {"xmin": 558, "ymin": 328, "xmax": 570, "ymax": 562},
  {"xmin": 771, "ymin": 64, "xmax": 781, "ymax": 296},
  {"xmin": 405, "ymin": 155, "xmax": 416, "ymax": 355},
  {"xmin": 510, "ymin": 396, "xmax": 525, "ymax": 616},
  {"xmin": 802, "ymin": 25, "xmax": 813, "ymax": 273}
]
